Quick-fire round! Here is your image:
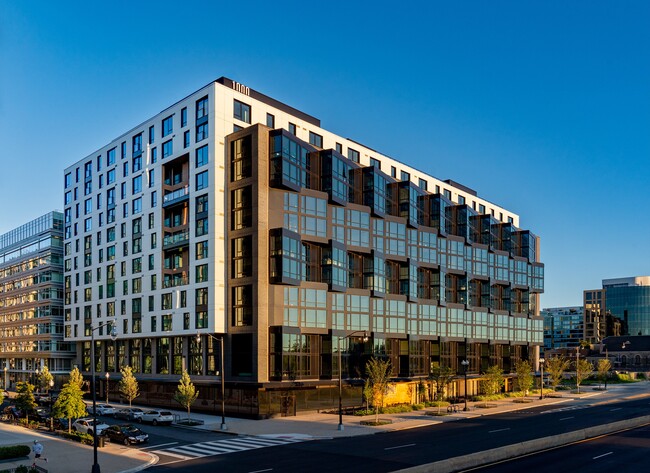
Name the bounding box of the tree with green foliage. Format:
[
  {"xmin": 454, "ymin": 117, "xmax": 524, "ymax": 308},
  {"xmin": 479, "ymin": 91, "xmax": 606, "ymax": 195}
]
[
  {"xmin": 515, "ymin": 360, "xmax": 534, "ymax": 398},
  {"xmin": 118, "ymin": 366, "xmax": 139, "ymax": 407},
  {"xmin": 545, "ymin": 356, "xmax": 570, "ymax": 389},
  {"xmin": 38, "ymin": 366, "xmax": 54, "ymax": 394},
  {"xmin": 364, "ymin": 357, "xmax": 392, "ymax": 424},
  {"xmin": 14, "ymin": 382, "xmax": 36, "ymax": 422},
  {"xmin": 0, "ymin": 389, "xmax": 4, "ymax": 406},
  {"xmin": 173, "ymin": 370, "xmax": 199, "ymax": 421},
  {"xmin": 429, "ymin": 365, "xmax": 455, "ymax": 403},
  {"xmin": 575, "ymin": 358, "xmax": 594, "ymax": 393},
  {"xmin": 597, "ymin": 358, "xmax": 612, "ymax": 390},
  {"xmin": 52, "ymin": 368, "xmax": 87, "ymax": 432},
  {"xmin": 481, "ymin": 365, "xmax": 505, "ymax": 396}
]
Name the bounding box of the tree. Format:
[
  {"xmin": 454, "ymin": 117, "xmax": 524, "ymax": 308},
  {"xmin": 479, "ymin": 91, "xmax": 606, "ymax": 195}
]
[
  {"xmin": 364, "ymin": 357, "xmax": 392, "ymax": 424},
  {"xmin": 52, "ymin": 368, "xmax": 87, "ymax": 432},
  {"xmin": 14, "ymin": 382, "xmax": 37, "ymax": 422},
  {"xmin": 514, "ymin": 360, "xmax": 534, "ymax": 398},
  {"xmin": 38, "ymin": 366, "xmax": 54, "ymax": 394},
  {"xmin": 545, "ymin": 356, "xmax": 570, "ymax": 390},
  {"xmin": 0, "ymin": 389, "xmax": 4, "ymax": 405},
  {"xmin": 118, "ymin": 366, "xmax": 139, "ymax": 407},
  {"xmin": 173, "ymin": 370, "xmax": 199, "ymax": 421},
  {"xmin": 575, "ymin": 358, "xmax": 594, "ymax": 393},
  {"xmin": 597, "ymin": 359, "xmax": 612, "ymax": 390},
  {"xmin": 429, "ymin": 365, "xmax": 455, "ymax": 405},
  {"xmin": 481, "ymin": 365, "xmax": 505, "ymax": 397}
]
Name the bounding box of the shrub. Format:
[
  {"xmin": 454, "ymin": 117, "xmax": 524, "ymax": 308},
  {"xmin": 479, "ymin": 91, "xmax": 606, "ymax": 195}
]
[
  {"xmin": 58, "ymin": 430, "xmax": 94, "ymax": 445},
  {"xmin": 475, "ymin": 394, "xmax": 505, "ymax": 402},
  {"xmin": 412, "ymin": 403, "xmax": 425, "ymax": 411},
  {"xmin": 0, "ymin": 445, "xmax": 31, "ymax": 460},
  {"xmin": 424, "ymin": 401, "xmax": 450, "ymax": 407},
  {"xmin": 380, "ymin": 405, "xmax": 413, "ymax": 414}
]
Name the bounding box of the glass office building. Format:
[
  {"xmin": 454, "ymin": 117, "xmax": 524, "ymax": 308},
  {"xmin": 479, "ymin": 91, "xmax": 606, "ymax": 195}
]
[{"xmin": 542, "ymin": 306, "xmax": 583, "ymax": 351}]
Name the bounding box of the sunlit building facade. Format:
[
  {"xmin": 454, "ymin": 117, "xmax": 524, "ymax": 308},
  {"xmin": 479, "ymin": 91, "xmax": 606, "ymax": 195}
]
[
  {"xmin": 0, "ymin": 212, "xmax": 72, "ymax": 388},
  {"xmin": 64, "ymin": 77, "xmax": 544, "ymax": 416},
  {"xmin": 542, "ymin": 306, "xmax": 583, "ymax": 352}
]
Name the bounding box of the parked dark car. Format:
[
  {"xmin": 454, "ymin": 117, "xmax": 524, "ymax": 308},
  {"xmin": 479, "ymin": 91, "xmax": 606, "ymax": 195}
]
[
  {"xmin": 32, "ymin": 407, "xmax": 52, "ymax": 422},
  {"xmin": 114, "ymin": 408, "xmax": 144, "ymax": 421},
  {"xmin": 103, "ymin": 424, "xmax": 149, "ymax": 445}
]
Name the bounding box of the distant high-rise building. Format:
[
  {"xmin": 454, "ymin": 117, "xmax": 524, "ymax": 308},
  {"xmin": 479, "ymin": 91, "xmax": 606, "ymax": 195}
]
[
  {"xmin": 0, "ymin": 212, "xmax": 72, "ymax": 388},
  {"xmin": 582, "ymin": 276, "xmax": 650, "ymax": 342},
  {"xmin": 63, "ymin": 77, "xmax": 544, "ymax": 416},
  {"xmin": 542, "ymin": 306, "xmax": 583, "ymax": 351}
]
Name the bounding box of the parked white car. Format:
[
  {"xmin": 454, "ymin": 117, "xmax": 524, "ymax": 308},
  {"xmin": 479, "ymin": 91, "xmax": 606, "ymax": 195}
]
[
  {"xmin": 94, "ymin": 404, "xmax": 117, "ymax": 416},
  {"xmin": 140, "ymin": 410, "xmax": 174, "ymax": 425},
  {"xmin": 72, "ymin": 418, "xmax": 109, "ymax": 435}
]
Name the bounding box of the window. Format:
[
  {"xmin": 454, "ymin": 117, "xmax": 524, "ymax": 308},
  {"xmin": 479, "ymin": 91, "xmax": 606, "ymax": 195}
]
[
  {"xmin": 148, "ymin": 169, "xmax": 155, "ymax": 187},
  {"xmin": 401, "ymin": 170, "xmax": 410, "ymax": 182},
  {"xmin": 150, "ymin": 147, "xmax": 157, "ymax": 164},
  {"xmin": 309, "ymin": 132, "xmax": 323, "ymax": 148},
  {"xmin": 391, "ymin": 166, "xmax": 397, "ymax": 178},
  {"xmin": 132, "ymin": 175, "xmax": 142, "ymax": 194},
  {"xmin": 196, "ymin": 217, "xmax": 208, "ymax": 236},
  {"xmin": 181, "ymin": 107, "xmax": 187, "ymax": 127},
  {"xmin": 121, "ymin": 141, "xmax": 126, "ymax": 159},
  {"xmin": 348, "ymin": 148, "xmax": 360, "ymax": 163},
  {"xmin": 196, "ymin": 264, "xmax": 208, "ymax": 283},
  {"xmin": 418, "ymin": 178, "xmax": 428, "ymax": 191},
  {"xmin": 233, "ymin": 100, "xmax": 251, "ymax": 123},
  {"xmin": 65, "ymin": 172, "xmax": 72, "ymax": 188},
  {"xmin": 132, "ymin": 155, "xmax": 142, "ymax": 172},
  {"xmin": 123, "ymin": 161, "xmax": 129, "ymax": 177},
  {"xmin": 151, "ymin": 191, "xmax": 157, "ymax": 208},
  {"xmin": 196, "ymin": 171, "xmax": 208, "ymax": 190},
  {"xmin": 162, "ymin": 140, "xmax": 173, "ymax": 158},
  {"xmin": 196, "ymin": 194, "xmax": 208, "ymax": 214},
  {"xmin": 162, "ymin": 115, "xmax": 173, "ymax": 137},
  {"xmin": 370, "ymin": 157, "xmax": 381, "ymax": 169},
  {"xmin": 288, "ymin": 122, "xmax": 296, "ymax": 135},
  {"xmin": 183, "ymin": 130, "xmax": 190, "ymax": 148},
  {"xmin": 266, "ymin": 113, "xmax": 275, "ymax": 128},
  {"xmin": 132, "ymin": 133, "xmax": 143, "ymax": 155},
  {"xmin": 107, "ymin": 169, "xmax": 115, "ymax": 184},
  {"xmin": 121, "ymin": 182, "xmax": 127, "ymax": 199},
  {"xmin": 196, "ymin": 123, "xmax": 208, "ymax": 142},
  {"xmin": 196, "ymin": 145, "xmax": 208, "ymax": 167},
  {"xmin": 335, "ymin": 143, "xmax": 342, "ymax": 154},
  {"xmin": 149, "ymin": 126, "xmax": 155, "ymax": 144},
  {"xmin": 196, "ymin": 96, "xmax": 208, "ymax": 120},
  {"xmin": 107, "ymin": 148, "xmax": 116, "ymax": 165},
  {"xmin": 132, "ymin": 197, "xmax": 142, "ymax": 214},
  {"xmin": 196, "ymin": 240, "xmax": 208, "ymax": 260}
]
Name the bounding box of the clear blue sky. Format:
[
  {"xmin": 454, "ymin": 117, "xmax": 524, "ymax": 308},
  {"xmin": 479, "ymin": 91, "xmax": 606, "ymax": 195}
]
[{"xmin": 1, "ymin": 1, "xmax": 649, "ymax": 308}]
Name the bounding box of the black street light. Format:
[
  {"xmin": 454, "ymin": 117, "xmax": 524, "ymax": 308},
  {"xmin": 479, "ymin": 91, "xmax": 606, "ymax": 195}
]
[
  {"xmin": 461, "ymin": 360, "xmax": 469, "ymax": 411},
  {"xmin": 105, "ymin": 372, "xmax": 109, "ymax": 405},
  {"xmin": 539, "ymin": 358, "xmax": 545, "ymax": 399},
  {"xmin": 196, "ymin": 332, "xmax": 227, "ymax": 431},
  {"xmin": 90, "ymin": 321, "xmax": 117, "ymax": 473},
  {"xmin": 338, "ymin": 331, "xmax": 368, "ymax": 431}
]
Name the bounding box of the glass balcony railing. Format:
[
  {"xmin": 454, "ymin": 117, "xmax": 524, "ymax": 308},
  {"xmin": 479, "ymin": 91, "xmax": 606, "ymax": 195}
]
[
  {"xmin": 163, "ymin": 186, "xmax": 189, "ymax": 206},
  {"xmin": 163, "ymin": 230, "xmax": 189, "ymax": 248}
]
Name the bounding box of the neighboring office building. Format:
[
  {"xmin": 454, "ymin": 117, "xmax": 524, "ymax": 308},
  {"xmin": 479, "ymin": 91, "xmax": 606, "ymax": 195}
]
[
  {"xmin": 542, "ymin": 306, "xmax": 583, "ymax": 352},
  {"xmin": 583, "ymin": 276, "xmax": 650, "ymax": 343},
  {"xmin": 63, "ymin": 77, "xmax": 544, "ymax": 417},
  {"xmin": 0, "ymin": 212, "xmax": 73, "ymax": 389}
]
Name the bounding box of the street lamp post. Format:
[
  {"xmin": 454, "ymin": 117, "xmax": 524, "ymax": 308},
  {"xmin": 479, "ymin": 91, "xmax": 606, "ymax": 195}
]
[
  {"xmin": 34, "ymin": 367, "xmax": 40, "ymax": 388},
  {"xmin": 105, "ymin": 373, "xmax": 109, "ymax": 405},
  {"xmin": 196, "ymin": 332, "xmax": 227, "ymax": 431},
  {"xmin": 539, "ymin": 358, "xmax": 545, "ymax": 400},
  {"xmin": 461, "ymin": 360, "xmax": 469, "ymax": 411},
  {"xmin": 338, "ymin": 331, "xmax": 368, "ymax": 431},
  {"xmin": 3, "ymin": 365, "xmax": 7, "ymax": 390},
  {"xmin": 91, "ymin": 322, "xmax": 117, "ymax": 473}
]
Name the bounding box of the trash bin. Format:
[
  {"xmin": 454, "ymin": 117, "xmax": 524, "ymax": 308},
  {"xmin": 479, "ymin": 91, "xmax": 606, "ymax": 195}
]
[{"xmin": 96, "ymin": 436, "xmax": 105, "ymax": 448}]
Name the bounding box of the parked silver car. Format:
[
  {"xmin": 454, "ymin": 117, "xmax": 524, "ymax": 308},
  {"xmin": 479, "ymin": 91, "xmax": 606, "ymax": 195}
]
[
  {"xmin": 94, "ymin": 404, "xmax": 117, "ymax": 416},
  {"xmin": 114, "ymin": 407, "xmax": 144, "ymax": 421},
  {"xmin": 140, "ymin": 410, "xmax": 174, "ymax": 425},
  {"xmin": 72, "ymin": 418, "xmax": 109, "ymax": 435}
]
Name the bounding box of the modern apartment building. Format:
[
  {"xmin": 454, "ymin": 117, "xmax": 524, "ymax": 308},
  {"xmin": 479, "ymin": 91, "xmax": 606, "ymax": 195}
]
[
  {"xmin": 583, "ymin": 276, "xmax": 650, "ymax": 343},
  {"xmin": 64, "ymin": 77, "xmax": 544, "ymax": 416},
  {"xmin": 0, "ymin": 212, "xmax": 72, "ymax": 389},
  {"xmin": 541, "ymin": 306, "xmax": 583, "ymax": 352}
]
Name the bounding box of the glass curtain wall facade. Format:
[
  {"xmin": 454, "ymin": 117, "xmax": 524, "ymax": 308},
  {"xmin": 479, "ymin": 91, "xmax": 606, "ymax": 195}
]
[
  {"xmin": 542, "ymin": 306, "xmax": 583, "ymax": 351},
  {"xmin": 0, "ymin": 212, "xmax": 72, "ymax": 389}
]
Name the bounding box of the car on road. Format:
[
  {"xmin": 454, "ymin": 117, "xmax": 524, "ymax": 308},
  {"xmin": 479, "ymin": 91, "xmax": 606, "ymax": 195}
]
[
  {"xmin": 32, "ymin": 407, "xmax": 52, "ymax": 423},
  {"xmin": 71, "ymin": 418, "xmax": 109, "ymax": 435},
  {"xmin": 114, "ymin": 407, "xmax": 144, "ymax": 421},
  {"xmin": 140, "ymin": 409, "xmax": 174, "ymax": 425},
  {"xmin": 94, "ymin": 404, "xmax": 117, "ymax": 416},
  {"xmin": 103, "ymin": 424, "xmax": 149, "ymax": 445}
]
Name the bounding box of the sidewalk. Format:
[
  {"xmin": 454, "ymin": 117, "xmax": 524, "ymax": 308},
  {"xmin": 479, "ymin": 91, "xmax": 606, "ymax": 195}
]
[{"xmin": 0, "ymin": 422, "xmax": 155, "ymax": 473}]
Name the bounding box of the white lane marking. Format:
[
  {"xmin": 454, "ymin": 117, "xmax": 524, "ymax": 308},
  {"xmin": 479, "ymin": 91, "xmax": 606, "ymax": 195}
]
[
  {"xmin": 488, "ymin": 428, "xmax": 511, "ymax": 433},
  {"xmin": 610, "ymin": 408, "xmax": 622, "ymax": 411},
  {"xmin": 559, "ymin": 416, "xmax": 574, "ymax": 421},
  {"xmin": 155, "ymin": 450, "xmax": 194, "ymax": 460},
  {"xmin": 384, "ymin": 443, "xmax": 416, "ymax": 450},
  {"xmin": 139, "ymin": 442, "xmax": 178, "ymax": 450},
  {"xmin": 593, "ymin": 452, "xmax": 613, "ymax": 460},
  {"xmin": 249, "ymin": 469, "xmax": 273, "ymax": 473}
]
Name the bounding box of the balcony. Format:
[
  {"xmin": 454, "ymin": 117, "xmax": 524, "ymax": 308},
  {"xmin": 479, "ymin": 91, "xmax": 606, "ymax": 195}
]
[
  {"xmin": 163, "ymin": 274, "xmax": 189, "ymax": 288},
  {"xmin": 163, "ymin": 186, "xmax": 190, "ymax": 207},
  {"xmin": 163, "ymin": 230, "xmax": 189, "ymax": 249}
]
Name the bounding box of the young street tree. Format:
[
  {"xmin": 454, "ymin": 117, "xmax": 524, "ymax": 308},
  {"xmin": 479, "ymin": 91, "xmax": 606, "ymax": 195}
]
[
  {"xmin": 515, "ymin": 360, "xmax": 534, "ymax": 398},
  {"xmin": 173, "ymin": 370, "xmax": 199, "ymax": 421},
  {"xmin": 119, "ymin": 366, "xmax": 140, "ymax": 407},
  {"xmin": 53, "ymin": 368, "xmax": 88, "ymax": 432},
  {"xmin": 14, "ymin": 381, "xmax": 37, "ymax": 422},
  {"xmin": 38, "ymin": 366, "xmax": 54, "ymax": 393},
  {"xmin": 575, "ymin": 358, "xmax": 594, "ymax": 393},
  {"xmin": 597, "ymin": 358, "xmax": 612, "ymax": 390},
  {"xmin": 544, "ymin": 356, "xmax": 570, "ymax": 390},
  {"xmin": 481, "ymin": 365, "xmax": 505, "ymax": 397},
  {"xmin": 429, "ymin": 365, "xmax": 455, "ymax": 403},
  {"xmin": 364, "ymin": 357, "xmax": 392, "ymax": 424}
]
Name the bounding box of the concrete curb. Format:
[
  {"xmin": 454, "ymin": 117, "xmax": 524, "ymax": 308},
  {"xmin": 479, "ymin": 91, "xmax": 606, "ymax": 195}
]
[
  {"xmin": 394, "ymin": 415, "xmax": 650, "ymax": 473},
  {"xmin": 119, "ymin": 452, "xmax": 158, "ymax": 473}
]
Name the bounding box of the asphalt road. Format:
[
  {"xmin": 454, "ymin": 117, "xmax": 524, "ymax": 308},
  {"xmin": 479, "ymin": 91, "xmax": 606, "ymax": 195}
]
[
  {"xmin": 469, "ymin": 424, "xmax": 650, "ymax": 473},
  {"xmin": 146, "ymin": 395, "xmax": 650, "ymax": 473}
]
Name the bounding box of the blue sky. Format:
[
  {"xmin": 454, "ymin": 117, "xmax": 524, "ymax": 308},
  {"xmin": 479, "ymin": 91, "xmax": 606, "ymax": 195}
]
[{"xmin": 1, "ymin": 1, "xmax": 649, "ymax": 308}]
